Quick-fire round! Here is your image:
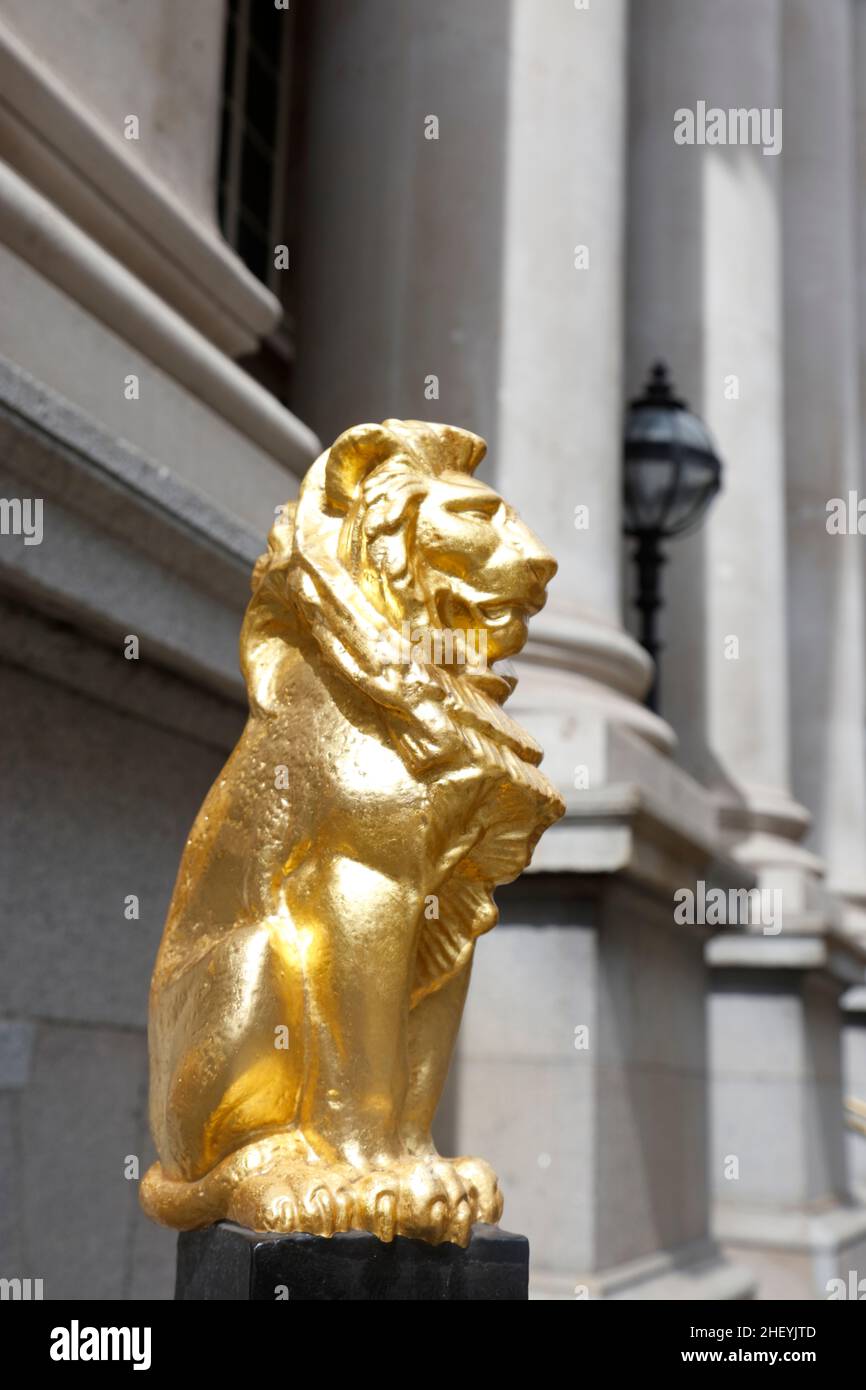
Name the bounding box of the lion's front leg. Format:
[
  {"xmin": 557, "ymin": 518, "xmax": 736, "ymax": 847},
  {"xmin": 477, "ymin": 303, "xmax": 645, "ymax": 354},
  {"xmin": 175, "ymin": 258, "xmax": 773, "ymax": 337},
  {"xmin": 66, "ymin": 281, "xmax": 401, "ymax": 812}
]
[
  {"xmin": 402, "ymin": 952, "xmax": 473, "ymax": 1156},
  {"xmin": 289, "ymin": 856, "xmax": 417, "ymax": 1166},
  {"xmin": 285, "ymin": 854, "xmax": 473, "ymax": 1243},
  {"xmin": 401, "ymin": 951, "xmax": 504, "ymax": 1229}
]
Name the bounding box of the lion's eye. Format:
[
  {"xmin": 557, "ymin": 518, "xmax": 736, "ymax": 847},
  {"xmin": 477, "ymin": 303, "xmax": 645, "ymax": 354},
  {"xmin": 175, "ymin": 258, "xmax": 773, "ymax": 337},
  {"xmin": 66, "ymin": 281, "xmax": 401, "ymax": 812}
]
[{"xmin": 450, "ymin": 500, "xmax": 500, "ymax": 521}]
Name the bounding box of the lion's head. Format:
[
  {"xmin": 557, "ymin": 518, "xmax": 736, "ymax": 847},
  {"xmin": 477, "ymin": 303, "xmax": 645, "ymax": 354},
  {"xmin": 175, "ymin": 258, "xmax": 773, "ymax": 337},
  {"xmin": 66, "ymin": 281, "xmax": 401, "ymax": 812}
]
[
  {"xmin": 244, "ymin": 420, "xmax": 558, "ymax": 774},
  {"xmin": 331, "ymin": 421, "xmax": 556, "ymax": 672}
]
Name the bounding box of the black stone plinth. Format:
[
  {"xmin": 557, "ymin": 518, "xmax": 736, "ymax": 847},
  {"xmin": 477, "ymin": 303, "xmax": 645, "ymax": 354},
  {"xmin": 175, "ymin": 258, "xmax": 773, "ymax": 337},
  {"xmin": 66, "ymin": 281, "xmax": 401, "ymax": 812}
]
[{"xmin": 175, "ymin": 1222, "xmax": 529, "ymax": 1301}]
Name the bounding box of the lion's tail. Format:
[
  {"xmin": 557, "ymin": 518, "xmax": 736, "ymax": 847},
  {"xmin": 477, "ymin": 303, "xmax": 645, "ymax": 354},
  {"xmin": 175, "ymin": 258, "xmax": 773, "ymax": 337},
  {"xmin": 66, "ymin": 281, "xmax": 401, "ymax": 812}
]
[
  {"xmin": 139, "ymin": 1130, "xmax": 311, "ymax": 1230},
  {"xmin": 139, "ymin": 1159, "xmax": 238, "ymax": 1231}
]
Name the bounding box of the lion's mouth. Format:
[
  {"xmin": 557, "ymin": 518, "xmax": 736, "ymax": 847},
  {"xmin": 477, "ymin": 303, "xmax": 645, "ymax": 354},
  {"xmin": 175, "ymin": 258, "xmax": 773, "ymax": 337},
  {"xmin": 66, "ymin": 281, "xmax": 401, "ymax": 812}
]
[
  {"xmin": 433, "ymin": 588, "xmax": 546, "ymax": 635},
  {"xmin": 478, "ymin": 602, "xmax": 518, "ymax": 628},
  {"xmin": 480, "ymin": 593, "xmax": 545, "ymax": 623}
]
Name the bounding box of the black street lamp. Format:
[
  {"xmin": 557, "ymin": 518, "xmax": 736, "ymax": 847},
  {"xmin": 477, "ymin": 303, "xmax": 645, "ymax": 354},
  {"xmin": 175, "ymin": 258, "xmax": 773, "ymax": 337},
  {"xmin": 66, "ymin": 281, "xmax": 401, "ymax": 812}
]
[{"xmin": 623, "ymin": 361, "xmax": 723, "ymax": 712}]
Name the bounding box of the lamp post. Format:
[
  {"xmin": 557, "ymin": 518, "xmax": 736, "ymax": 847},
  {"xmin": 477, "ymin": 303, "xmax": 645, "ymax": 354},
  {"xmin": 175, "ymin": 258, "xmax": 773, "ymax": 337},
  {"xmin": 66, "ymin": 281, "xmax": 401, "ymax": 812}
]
[{"xmin": 623, "ymin": 361, "xmax": 723, "ymax": 712}]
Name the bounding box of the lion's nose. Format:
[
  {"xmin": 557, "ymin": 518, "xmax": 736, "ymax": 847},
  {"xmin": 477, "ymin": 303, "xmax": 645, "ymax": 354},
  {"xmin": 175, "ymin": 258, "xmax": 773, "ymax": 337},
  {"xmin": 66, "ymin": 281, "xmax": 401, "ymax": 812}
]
[{"xmin": 528, "ymin": 551, "xmax": 557, "ymax": 589}]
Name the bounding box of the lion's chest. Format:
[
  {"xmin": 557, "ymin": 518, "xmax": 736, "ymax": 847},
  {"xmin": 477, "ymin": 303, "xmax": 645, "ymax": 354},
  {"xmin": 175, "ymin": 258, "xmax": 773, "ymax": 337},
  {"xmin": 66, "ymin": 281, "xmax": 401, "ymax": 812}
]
[
  {"xmin": 262, "ymin": 688, "xmax": 433, "ymax": 875},
  {"xmin": 257, "ymin": 659, "xmax": 555, "ymax": 895}
]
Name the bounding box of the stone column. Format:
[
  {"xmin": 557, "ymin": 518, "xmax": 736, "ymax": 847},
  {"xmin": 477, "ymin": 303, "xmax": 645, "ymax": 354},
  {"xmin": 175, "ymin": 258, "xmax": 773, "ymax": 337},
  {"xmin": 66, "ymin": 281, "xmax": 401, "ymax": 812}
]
[
  {"xmin": 491, "ymin": 0, "xmax": 670, "ymax": 758},
  {"xmin": 473, "ymin": 0, "xmax": 752, "ymax": 1296},
  {"xmin": 627, "ymin": 0, "xmax": 866, "ymax": 1298},
  {"xmin": 777, "ymin": 0, "xmax": 866, "ymax": 1292},
  {"xmin": 296, "ymin": 0, "xmax": 669, "ymax": 755},
  {"xmin": 784, "ymin": 0, "xmax": 866, "ymax": 938},
  {"xmin": 627, "ymin": 0, "xmax": 813, "ymax": 901}
]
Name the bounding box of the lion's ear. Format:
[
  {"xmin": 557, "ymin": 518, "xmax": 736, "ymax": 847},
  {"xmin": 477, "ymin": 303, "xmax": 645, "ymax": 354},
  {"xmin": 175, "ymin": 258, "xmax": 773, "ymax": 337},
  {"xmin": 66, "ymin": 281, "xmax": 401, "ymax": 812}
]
[{"xmin": 325, "ymin": 423, "xmax": 396, "ymax": 513}]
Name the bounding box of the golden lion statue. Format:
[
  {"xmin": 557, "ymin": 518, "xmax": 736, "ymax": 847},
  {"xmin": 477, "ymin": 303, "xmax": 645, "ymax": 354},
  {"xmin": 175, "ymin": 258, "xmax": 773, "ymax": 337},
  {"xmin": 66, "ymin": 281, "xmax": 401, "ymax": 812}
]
[{"xmin": 140, "ymin": 419, "xmax": 563, "ymax": 1246}]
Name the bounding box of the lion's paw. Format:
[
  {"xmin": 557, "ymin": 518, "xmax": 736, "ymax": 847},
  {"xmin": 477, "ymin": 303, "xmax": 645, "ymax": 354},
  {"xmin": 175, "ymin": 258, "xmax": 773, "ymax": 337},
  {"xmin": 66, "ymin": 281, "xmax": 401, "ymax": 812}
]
[
  {"xmin": 353, "ymin": 1158, "xmax": 473, "ymax": 1247},
  {"xmin": 227, "ymin": 1161, "xmax": 355, "ymax": 1237},
  {"xmin": 450, "ymin": 1155, "xmax": 504, "ymax": 1225}
]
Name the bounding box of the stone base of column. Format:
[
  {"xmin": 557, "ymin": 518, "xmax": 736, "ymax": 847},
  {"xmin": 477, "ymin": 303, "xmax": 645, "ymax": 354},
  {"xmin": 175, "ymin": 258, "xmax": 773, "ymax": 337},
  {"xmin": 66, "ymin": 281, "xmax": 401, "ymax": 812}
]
[
  {"xmin": 175, "ymin": 1222, "xmax": 529, "ymax": 1301},
  {"xmin": 708, "ymin": 932, "xmax": 866, "ymax": 1299},
  {"xmin": 715, "ymin": 1202, "xmax": 866, "ymax": 1301},
  {"xmin": 842, "ymin": 985, "xmax": 866, "ymax": 1202},
  {"xmin": 533, "ymin": 1240, "xmax": 754, "ymax": 1300},
  {"xmin": 451, "ymin": 725, "xmax": 753, "ymax": 1299}
]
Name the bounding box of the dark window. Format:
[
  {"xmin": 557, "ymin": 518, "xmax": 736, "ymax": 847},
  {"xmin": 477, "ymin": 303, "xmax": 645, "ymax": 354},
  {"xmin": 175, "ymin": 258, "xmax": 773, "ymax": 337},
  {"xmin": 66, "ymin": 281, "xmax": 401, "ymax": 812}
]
[{"xmin": 217, "ymin": 0, "xmax": 307, "ymax": 402}]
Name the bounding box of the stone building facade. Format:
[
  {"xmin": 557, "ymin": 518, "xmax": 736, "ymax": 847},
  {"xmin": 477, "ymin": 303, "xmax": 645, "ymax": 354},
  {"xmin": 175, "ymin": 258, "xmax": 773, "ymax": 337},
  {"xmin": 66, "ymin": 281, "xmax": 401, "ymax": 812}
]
[{"xmin": 0, "ymin": 0, "xmax": 864, "ymax": 1300}]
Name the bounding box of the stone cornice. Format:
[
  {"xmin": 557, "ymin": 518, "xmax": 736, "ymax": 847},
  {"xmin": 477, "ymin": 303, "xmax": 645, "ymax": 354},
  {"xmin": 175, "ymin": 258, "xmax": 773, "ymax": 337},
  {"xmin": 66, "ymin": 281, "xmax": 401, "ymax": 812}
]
[
  {"xmin": 529, "ymin": 721, "xmax": 730, "ymax": 901},
  {"xmin": 0, "ymin": 161, "xmax": 319, "ymax": 473},
  {"xmin": 0, "ymin": 16, "xmax": 276, "ymax": 358},
  {"xmin": 706, "ymin": 930, "xmax": 866, "ymax": 984},
  {"xmin": 0, "ymin": 355, "xmax": 259, "ymax": 700}
]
